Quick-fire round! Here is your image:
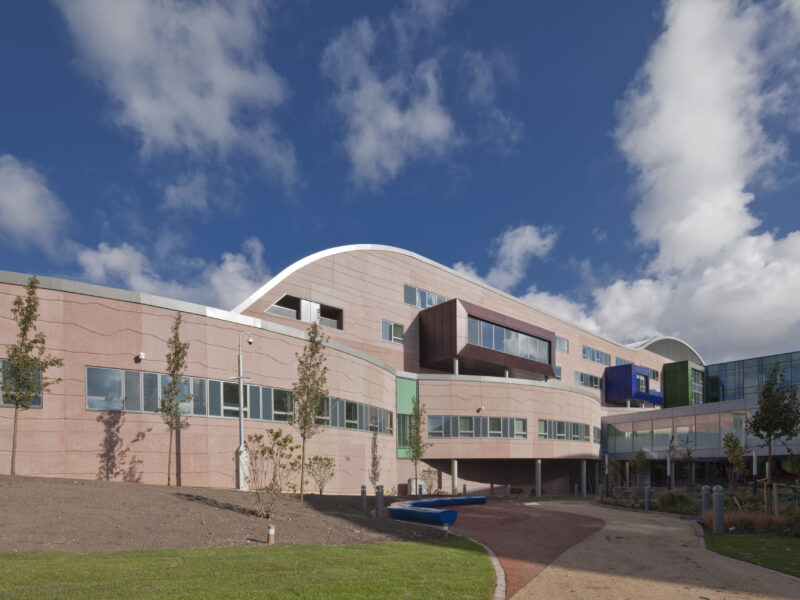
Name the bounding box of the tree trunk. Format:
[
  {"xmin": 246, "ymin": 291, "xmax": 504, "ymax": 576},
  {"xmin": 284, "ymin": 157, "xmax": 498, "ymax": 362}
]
[
  {"xmin": 414, "ymin": 459, "xmax": 418, "ymax": 496},
  {"xmin": 300, "ymin": 437, "xmax": 306, "ymax": 504},
  {"xmin": 167, "ymin": 427, "xmax": 173, "ymax": 487},
  {"xmin": 11, "ymin": 404, "xmax": 19, "ymax": 476}
]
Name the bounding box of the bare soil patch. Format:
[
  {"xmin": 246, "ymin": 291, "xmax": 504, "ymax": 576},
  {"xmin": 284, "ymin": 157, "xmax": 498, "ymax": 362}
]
[{"xmin": 0, "ymin": 475, "xmax": 441, "ymax": 552}]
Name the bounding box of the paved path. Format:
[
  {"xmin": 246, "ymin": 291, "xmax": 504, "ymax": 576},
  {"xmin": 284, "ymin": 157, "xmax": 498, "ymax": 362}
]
[
  {"xmin": 452, "ymin": 502, "xmax": 604, "ymax": 598},
  {"xmin": 460, "ymin": 501, "xmax": 798, "ymax": 600}
]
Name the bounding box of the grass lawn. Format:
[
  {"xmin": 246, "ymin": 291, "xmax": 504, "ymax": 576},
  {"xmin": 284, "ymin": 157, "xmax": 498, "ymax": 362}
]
[
  {"xmin": 0, "ymin": 537, "xmax": 493, "ymax": 600},
  {"xmin": 705, "ymin": 533, "xmax": 800, "ymax": 578}
]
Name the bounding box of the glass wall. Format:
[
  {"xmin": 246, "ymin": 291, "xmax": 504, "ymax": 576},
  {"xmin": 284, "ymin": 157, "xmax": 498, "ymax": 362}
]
[
  {"xmin": 706, "ymin": 351, "xmax": 799, "ymax": 403},
  {"xmin": 467, "ymin": 316, "xmax": 550, "ymax": 364},
  {"xmin": 84, "ymin": 366, "xmax": 393, "ymax": 435}
]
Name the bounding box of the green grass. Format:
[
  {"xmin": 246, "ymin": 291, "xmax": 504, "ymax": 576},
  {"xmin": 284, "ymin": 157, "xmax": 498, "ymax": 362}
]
[
  {"xmin": 0, "ymin": 537, "xmax": 494, "ymax": 600},
  {"xmin": 705, "ymin": 533, "xmax": 800, "ymax": 578}
]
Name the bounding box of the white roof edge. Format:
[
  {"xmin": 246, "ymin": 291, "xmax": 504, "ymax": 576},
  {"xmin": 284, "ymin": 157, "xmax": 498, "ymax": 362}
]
[
  {"xmin": 625, "ymin": 336, "xmax": 705, "ymax": 366},
  {"xmin": 230, "ymin": 244, "xmax": 684, "ymax": 355}
]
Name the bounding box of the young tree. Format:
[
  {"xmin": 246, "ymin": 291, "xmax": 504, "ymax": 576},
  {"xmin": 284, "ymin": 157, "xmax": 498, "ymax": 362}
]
[
  {"xmin": 722, "ymin": 432, "xmax": 744, "ymax": 488},
  {"xmin": 1, "ymin": 276, "xmax": 63, "ymax": 476},
  {"xmin": 747, "ymin": 362, "xmax": 800, "ymax": 485},
  {"xmin": 247, "ymin": 430, "xmax": 301, "ymax": 518},
  {"xmin": 291, "ymin": 321, "xmax": 328, "ymax": 504},
  {"xmin": 160, "ymin": 312, "xmax": 192, "ymax": 486},
  {"xmin": 368, "ymin": 430, "xmax": 382, "ymax": 490},
  {"xmin": 420, "ymin": 467, "xmax": 438, "ymax": 496},
  {"xmin": 307, "ymin": 455, "xmax": 336, "ymax": 495},
  {"xmin": 407, "ymin": 395, "xmax": 431, "ymax": 495},
  {"xmin": 631, "ymin": 449, "xmax": 647, "ymax": 487}
]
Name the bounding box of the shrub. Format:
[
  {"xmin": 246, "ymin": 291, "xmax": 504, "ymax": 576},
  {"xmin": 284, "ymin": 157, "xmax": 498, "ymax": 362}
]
[
  {"xmin": 656, "ymin": 491, "xmax": 699, "ymax": 515},
  {"xmin": 702, "ymin": 510, "xmax": 787, "ymax": 533},
  {"xmin": 306, "ymin": 455, "xmax": 336, "ymax": 495},
  {"xmin": 724, "ymin": 490, "xmax": 761, "ymax": 512}
]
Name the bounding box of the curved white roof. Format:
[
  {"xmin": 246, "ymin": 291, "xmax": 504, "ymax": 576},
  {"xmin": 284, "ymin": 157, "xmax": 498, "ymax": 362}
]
[
  {"xmin": 626, "ymin": 336, "xmax": 705, "ymax": 365},
  {"xmin": 231, "ymin": 244, "xmax": 701, "ymax": 359}
]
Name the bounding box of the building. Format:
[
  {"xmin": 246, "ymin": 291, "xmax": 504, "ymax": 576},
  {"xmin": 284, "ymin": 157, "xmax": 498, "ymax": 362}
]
[{"xmin": 2, "ymin": 244, "xmax": 788, "ymax": 494}]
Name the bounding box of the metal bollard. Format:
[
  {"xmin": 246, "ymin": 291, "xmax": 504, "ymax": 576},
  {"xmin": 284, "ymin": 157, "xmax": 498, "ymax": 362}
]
[
  {"xmin": 507, "ymin": 484, "xmax": 512, "ymax": 498},
  {"xmin": 712, "ymin": 485, "xmax": 724, "ymax": 534},
  {"xmin": 599, "ymin": 483, "xmax": 605, "ymax": 499},
  {"xmin": 361, "ymin": 485, "xmax": 367, "ymax": 512},
  {"xmin": 418, "ymin": 483, "xmax": 422, "ymax": 497},
  {"xmin": 701, "ymin": 485, "xmax": 711, "ymax": 514},
  {"xmin": 375, "ymin": 485, "xmax": 384, "ymax": 518},
  {"xmin": 268, "ymin": 523, "xmax": 275, "ymax": 545},
  {"xmin": 645, "ymin": 485, "xmax": 651, "ymax": 511},
  {"xmin": 574, "ymin": 483, "xmax": 579, "ymax": 499},
  {"xmin": 463, "ymin": 483, "xmax": 466, "ymax": 496}
]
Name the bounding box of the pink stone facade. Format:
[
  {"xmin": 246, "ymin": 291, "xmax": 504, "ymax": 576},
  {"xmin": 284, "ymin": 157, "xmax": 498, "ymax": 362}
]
[{"xmin": 0, "ymin": 246, "xmax": 675, "ymax": 494}]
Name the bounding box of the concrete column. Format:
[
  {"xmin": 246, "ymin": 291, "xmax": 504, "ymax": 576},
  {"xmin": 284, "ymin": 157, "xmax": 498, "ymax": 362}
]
[
  {"xmin": 451, "ymin": 459, "xmax": 458, "ymax": 495},
  {"xmin": 594, "ymin": 461, "xmax": 600, "ymax": 496},
  {"xmin": 581, "ymin": 459, "xmax": 587, "ymax": 498},
  {"xmin": 625, "ymin": 461, "xmax": 630, "ymax": 488},
  {"xmin": 504, "ymin": 368, "xmax": 509, "ymax": 378},
  {"xmin": 453, "ymin": 358, "xmax": 459, "ymax": 375},
  {"xmin": 535, "ymin": 459, "xmax": 542, "ymax": 497}
]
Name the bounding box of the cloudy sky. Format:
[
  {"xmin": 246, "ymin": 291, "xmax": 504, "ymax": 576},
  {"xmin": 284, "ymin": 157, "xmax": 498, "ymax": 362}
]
[{"xmin": 1, "ymin": 0, "xmax": 799, "ymax": 364}]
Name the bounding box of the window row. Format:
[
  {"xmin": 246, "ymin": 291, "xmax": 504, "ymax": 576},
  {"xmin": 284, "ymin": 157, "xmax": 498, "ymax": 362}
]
[
  {"xmin": 0, "ymin": 359, "xmax": 42, "ymax": 408},
  {"xmin": 574, "ymin": 371, "xmax": 602, "ymax": 389},
  {"xmin": 381, "ymin": 319, "xmax": 404, "ymax": 344},
  {"xmin": 537, "ymin": 419, "xmax": 591, "ymax": 442},
  {"xmin": 616, "ymin": 358, "xmax": 632, "ymax": 366},
  {"xmin": 582, "ymin": 345, "xmax": 610, "ymax": 366},
  {"xmin": 468, "ymin": 316, "xmax": 550, "ymax": 364},
  {"xmin": 427, "ymin": 415, "xmax": 527, "ymax": 439},
  {"xmin": 403, "ymin": 284, "xmax": 448, "ymax": 309},
  {"xmin": 84, "ymin": 367, "xmax": 393, "ymax": 435}
]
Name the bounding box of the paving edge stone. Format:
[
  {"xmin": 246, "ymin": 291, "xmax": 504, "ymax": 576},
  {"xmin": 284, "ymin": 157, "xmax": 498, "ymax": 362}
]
[{"xmin": 463, "ymin": 536, "xmax": 507, "ymax": 600}]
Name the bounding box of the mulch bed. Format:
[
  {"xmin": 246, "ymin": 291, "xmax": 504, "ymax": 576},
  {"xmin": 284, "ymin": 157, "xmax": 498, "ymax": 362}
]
[{"xmin": 0, "ymin": 475, "xmax": 442, "ymax": 552}]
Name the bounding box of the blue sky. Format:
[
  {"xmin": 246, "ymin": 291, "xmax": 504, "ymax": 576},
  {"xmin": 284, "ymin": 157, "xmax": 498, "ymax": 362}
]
[{"xmin": 1, "ymin": 0, "xmax": 799, "ymax": 363}]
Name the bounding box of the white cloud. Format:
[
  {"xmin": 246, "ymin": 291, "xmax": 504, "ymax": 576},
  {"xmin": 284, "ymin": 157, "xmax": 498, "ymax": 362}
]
[
  {"xmin": 77, "ymin": 237, "xmax": 270, "ymax": 310},
  {"xmin": 453, "ymin": 224, "xmax": 557, "ymax": 291},
  {"xmin": 55, "ymin": 0, "xmax": 297, "ymax": 187},
  {"xmin": 0, "ymin": 155, "xmax": 68, "ymax": 254},
  {"xmin": 591, "ymin": 0, "xmax": 800, "ymax": 361},
  {"xmin": 591, "ymin": 227, "xmax": 607, "ymax": 243},
  {"xmin": 463, "ymin": 51, "xmax": 524, "ymax": 155},
  {"xmin": 519, "ymin": 286, "xmax": 599, "ymax": 332},
  {"xmin": 321, "ymin": 16, "xmax": 458, "ymax": 188},
  {"xmin": 161, "ymin": 172, "xmax": 209, "ymax": 213}
]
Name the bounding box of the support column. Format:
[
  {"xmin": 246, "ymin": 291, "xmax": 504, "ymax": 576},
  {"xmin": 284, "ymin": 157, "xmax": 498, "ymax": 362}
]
[
  {"xmin": 535, "ymin": 459, "xmax": 542, "ymax": 497},
  {"xmin": 453, "ymin": 358, "xmax": 459, "ymax": 375},
  {"xmin": 451, "ymin": 459, "xmax": 458, "ymax": 495},
  {"xmin": 595, "ymin": 461, "xmax": 600, "ymax": 496},
  {"xmin": 625, "ymin": 461, "xmax": 630, "ymax": 488},
  {"xmin": 581, "ymin": 459, "xmax": 587, "ymax": 498},
  {"xmin": 504, "ymin": 368, "xmax": 509, "ymax": 378}
]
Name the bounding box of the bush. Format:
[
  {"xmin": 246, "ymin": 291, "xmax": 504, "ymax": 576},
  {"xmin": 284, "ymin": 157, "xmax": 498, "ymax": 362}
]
[
  {"xmin": 723, "ymin": 490, "xmax": 761, "ymax": 512},
  {"xmin": 656, "ymin": 491, "xmax": 699, "ymax": 515},
  {"xmin": 702, "ymin": 510, "xmax": 787, "ymax": 534}
]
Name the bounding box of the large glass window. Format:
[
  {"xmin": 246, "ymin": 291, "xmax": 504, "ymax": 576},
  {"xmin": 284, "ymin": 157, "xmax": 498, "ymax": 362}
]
[
  {"xmin": 143, "ymin": 373, "xmax": 159, "ymax": 412},
  {"xmin": 208, "ymin": 379, "xmax": 221, "ymax": 416},
  {"xmin": 467, "ymin": 316, "xmax": 550, "ymax": 364},
  {"xmin": 315, "ymin": 397, "xmax": 331, "ymax": 426},
  {"xmin": 459, "ymin": 416, "xmax": 474, "ymax": 438},
  {"xmin": 582, "ymin": 346, "xmax": 611, "ymax": 366},
  {"xmin": 556, "ymin": 336, "xmax": 569, "ymax": 353},
  {"xmin": 575, "ymin": 371, "xmax": 602, "ymax": 389},
  {"xmin": 124, "ymin": 371, "xmax": 141, "ymax": 412},
  {"xmin": 397, "ymin": 414, "xmax": 410, "ymax": 447},
  {"xmin": 86, "ymin": 367, "xmax": 123, "ymax": 411},
  {"xmin": 489, "ymin": 417, "xmax": 502, "ymax": 437},
  {"xmin": 636, "ymin": 373, "xmax": 647, "ymax": 393},
  {"xmin": 0, "ymin": 360, "xmax": 43, "ymax": 408},
  {"xmin": 222, "ymin": 381, "xmax": 246, "ymax": 418},
  {"xmin": 345, "ymin": 401, "xmax": 358, "ymax": 429},
  {"xmin": 428, "ymin": 416, "xmax": 444, "ymax": 437},
  {"xmin": 514, "ymin": 419, "xmax": 527, "ymax": 439},
  {"xmin": 192, "ymin": 378, "xmax": 206, "ymax": 416}
]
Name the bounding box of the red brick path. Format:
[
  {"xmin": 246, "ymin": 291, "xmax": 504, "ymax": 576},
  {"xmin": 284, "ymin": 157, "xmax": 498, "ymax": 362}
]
[{"xmin": 452, "ymin": 502, "xmax": 604, "ymax": 598}]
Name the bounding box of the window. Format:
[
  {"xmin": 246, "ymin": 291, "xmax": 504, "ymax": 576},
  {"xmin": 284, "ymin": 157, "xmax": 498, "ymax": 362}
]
[
  {"xmin": 384, "ymin": 411, "xmax": 393, "ymax": 435},
  {"xmin": 538, "ymin": 419, "xmax": 592, "ymax": 443},
  {"xmin": 467, "ymin": 316, "xmax": 550, "ymax": 364},
  {"xmin": 341, "ymin": 401, "xmax": 356, "ymax": 429},
  {"xmin": 575, "ymin": 371, "xmax": 602, "ymax": 389},
  {"xmin": 572, "ymin": 422, "xmax": 581, "ymax": 441},
  {"xmin": 691, "ymin": 368, "xmax": 704, "ymax": 405},
  {"xmin": 555, "ymin": 366, "xmax": 562, "ymax": 380},
  {"xmin": 556, "ymin": 336, "xmax": 569, "ymax": 353},
  {"xmin": 403, "ymin": 284, "xmax": 448, "ymax": 309},
  {"xmin": 223, "ymin": 381, "xmax": 246, "ymax": 418},
  {"xmin": 489, "ymin": 417, "xmax": 502, "ymax": 437},
  {"xmin": 636, "ymin": 373, "xmax": 647, "ymax": 393},
  {"xmin": 397, "ymin": 414, "xmax": 410, "ymax": 446},
  {"xmin": 428, "ymin": 415, "xmax": 444, "ymax": 437},
  {"xmin": 593, "ymin": 426, "xmax": 601, "ymax": 444},
  {"xmin": 273, "ymin": 389, "xmax": 292, "ymax": 422},
  {"xmin": 616, "ymin": 358, "xmax": 632, "ymax": 366},
  {"xmin": 459, "ymin": 416, "xmax": 474, "ymax": 438},
  {"xmin": 582, "ymin": 346, "xmax": 611, "ymax": 366},
  {"xmin": 649, "ymin": 368, "xmax": 660, "ymax": 381},
  {"xmin": 316, "ymin": 397, "xmax": 331, "ymax": 426},
  {"xmin": 514, "ymin": 418, "xmax": 527, "ymax": 439},
  {"xmin": 124, "ymin": 371, "xmax": 141, "ymax": 412},
  {"xmin": 1, "ymin": 360, "xmax": 44, "ymax": 408},
  {"xmin": 556, "ymin": 421, "xmax": 567, "ymax": 440},
  {"xmin": 381, "ymin": 320, "xmax": 404, "ymax": 344},
  {"xmin": 86, "ymin": 367, "xmax": 123, "ymax": 411},
  {"xmin": 538, "ymin": 420, "xmax": 548, "ymax": 439},
  {"xmin": 368, "ymin": 406, "xmax": 379, "ymax": 432}
]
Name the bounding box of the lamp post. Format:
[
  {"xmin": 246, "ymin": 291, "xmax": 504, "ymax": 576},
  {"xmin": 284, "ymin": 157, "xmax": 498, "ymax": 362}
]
[{"xmin": 231, "ymin": 332, "xmax": 253, "ymax": 491}]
